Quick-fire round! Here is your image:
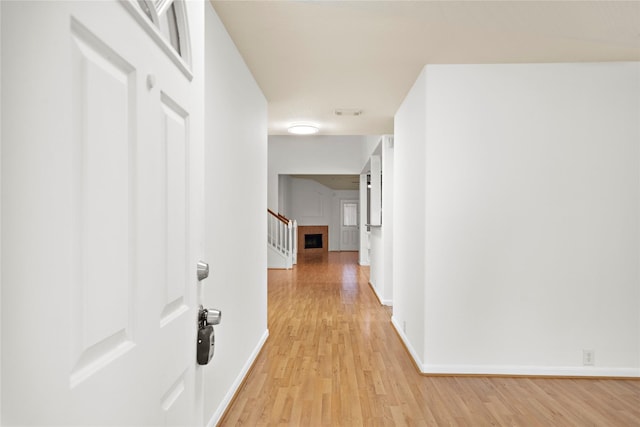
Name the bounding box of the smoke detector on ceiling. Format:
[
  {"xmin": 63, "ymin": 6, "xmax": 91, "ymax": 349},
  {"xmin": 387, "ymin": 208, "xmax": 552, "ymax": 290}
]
[{"xmin": 334, "ymin": 108, "xmax": 363, "ymax": 116}]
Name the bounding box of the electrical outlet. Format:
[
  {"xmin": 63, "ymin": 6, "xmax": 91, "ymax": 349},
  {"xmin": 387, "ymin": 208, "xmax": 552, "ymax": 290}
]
[
  {"xmin": 583, "ymin": 349, "xmax": 595, "ymax": 366},
  {"xmin": 403, "ymin": 320, "xmax": 407, "ymax": 333}
]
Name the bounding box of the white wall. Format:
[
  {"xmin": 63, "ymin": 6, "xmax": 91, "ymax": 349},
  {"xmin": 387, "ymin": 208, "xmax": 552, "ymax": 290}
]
[
  {"xmin": 289, "ymin": 177, "xmax": 358, "ymax": 251},
  {"xmin": 392, "ymin": 69, "xmax": 428, "ymax": 364},
  {"xmin": 290, "ymin": 178, "xmax": 332, "ymax": 226},
  {"xmin": 268, "ymin": 135, "xmax": 376, "ymax": 211},
  {"xmin": 367, "ymin": 136, "xmax": 394, "ymax": 306},
  {"xmin": 359, "ymin": 173, "xmax": 369, "ymax": 265},
  {"xmin": 0, "ymin": 2, "xmax": 3, "ymax": 419},
  {"xmin": 395, "ymin": 62, "xmax": 640, "ymax": 376},
  {"xmin": 382, "ymin": 137, "xmax": 394, "ymax": 305},
  {"xmin": 369, "ymin": 227, "xmax": 384, "ymax": 296},
  {"xmin": 363, "ymin": 135, "xmax": 380, "ymax": 164},
  {"xmin": 204, "ymin": 4, "xmax": 268, "ymax": 425},
  {"xmin": 277, "ymin": 174, "xmax": 293, "ymax": 218}
]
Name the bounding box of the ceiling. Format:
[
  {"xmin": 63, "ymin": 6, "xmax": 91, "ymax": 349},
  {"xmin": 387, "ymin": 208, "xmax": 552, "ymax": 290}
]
[
  {"xmin": 211, "ymin": 0, "xmax": 640, "ymax": 136},
  {"xmin": 290, "ymin": 174, "xmax": 361, "ymax": 190}
]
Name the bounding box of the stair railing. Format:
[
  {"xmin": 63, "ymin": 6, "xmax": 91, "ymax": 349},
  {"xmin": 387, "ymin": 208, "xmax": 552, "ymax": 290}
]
[{"xmin": 267, "ymin": 209, "xmax": 297, "ymax": 268}]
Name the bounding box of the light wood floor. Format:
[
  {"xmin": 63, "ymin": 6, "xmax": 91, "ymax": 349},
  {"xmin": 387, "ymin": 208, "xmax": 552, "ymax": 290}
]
[{"xmin": 220, "ymin": 252, "xmax": 640, "ymax": 426}]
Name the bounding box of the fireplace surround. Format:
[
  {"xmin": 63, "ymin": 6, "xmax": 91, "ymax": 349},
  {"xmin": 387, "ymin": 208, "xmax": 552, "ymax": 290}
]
[{"xmin": 297, "ymin": 225, "xmax": 328, "ymax": 253}]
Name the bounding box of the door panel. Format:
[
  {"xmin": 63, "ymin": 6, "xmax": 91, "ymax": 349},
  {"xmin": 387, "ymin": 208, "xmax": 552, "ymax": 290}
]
[
  {"xmin": 160, "ymin": 92, "xmax": 189, "ymax": 326},
  {"xmin": 2, "ymin": 1, "xmax": 201, "ymax": 425},
  {"xmin": 156, "ymin": 90, "xmax": 194, "ymax": 425},
  {"xmin": 70, "ymin": 17, "xmax": 137, "ymax": 389},
  {"xmin": 340, "ymin": 200, "xmax": 360, "ymax": 251}
]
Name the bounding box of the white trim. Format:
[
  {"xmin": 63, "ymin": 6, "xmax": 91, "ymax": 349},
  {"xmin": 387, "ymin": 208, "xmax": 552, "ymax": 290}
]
[
  {"xmin": 421, "ymin": 364, "xmax": 640, "ymax": 378},
  {"xmin": 391, "ymin": 316, "xmax": 424, "ymax": 368},
  {"xmin": 206, "ymin": 329, "xmax": 269, "ymax": 427},
  {"xmin": 154, "ymin": 0, "xmax": 173, "ymax": 17},
  {"xmin": 119, "ymin": 0, "xmax": 193, "ymax": 81},
  {"xmin": 172, "ymin": 0, "xmax": 192, "ymax": 73},
  {"xmin": 391, "ymin": 318, "xmax": 639, "ymax": 378},
  {"xmin": 370, "ymin": 282, "xmax": 391, "ymax": 306},
  {"xmin": 0, "ymin": 0, "xmax": 3, "ymax": 419}
]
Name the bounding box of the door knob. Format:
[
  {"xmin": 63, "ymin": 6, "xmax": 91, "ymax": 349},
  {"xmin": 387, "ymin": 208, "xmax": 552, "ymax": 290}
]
[{"xmin": 197, "ymin": 261, "xmax": 209, "ymax": 281}]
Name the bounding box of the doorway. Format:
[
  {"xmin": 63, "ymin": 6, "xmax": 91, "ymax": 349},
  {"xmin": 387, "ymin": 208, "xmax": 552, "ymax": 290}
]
[{"xmin": 340, "ymin": 199, "xmax": 359, "ymax": 251}]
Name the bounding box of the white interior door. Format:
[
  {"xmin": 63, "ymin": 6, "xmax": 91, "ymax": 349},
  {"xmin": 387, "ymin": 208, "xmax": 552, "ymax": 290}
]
[
  {"xmin": 340, "ymin": 200, "xmax": 360, "ymax": 251},
  {"xmin": 2, "ymin": 1, "xmax": 203, "ymax": 425}
]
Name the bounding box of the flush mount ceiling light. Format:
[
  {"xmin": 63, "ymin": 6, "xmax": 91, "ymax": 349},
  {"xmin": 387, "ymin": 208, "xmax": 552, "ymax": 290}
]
[{"xmin": 287, "ymin": 123, "xmax": 319, "ymax": 135}]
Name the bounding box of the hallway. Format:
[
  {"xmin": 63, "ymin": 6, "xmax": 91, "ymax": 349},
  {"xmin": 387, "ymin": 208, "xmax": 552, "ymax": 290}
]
[{"xmin": 220, "ymin": 252, "xmax": 640, "ymax": 426}]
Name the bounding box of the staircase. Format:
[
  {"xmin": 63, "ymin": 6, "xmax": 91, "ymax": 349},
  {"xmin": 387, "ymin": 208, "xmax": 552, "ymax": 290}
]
[{"xmin": 267, "ymin": 209, "xmax": 297, "ymax": 269}]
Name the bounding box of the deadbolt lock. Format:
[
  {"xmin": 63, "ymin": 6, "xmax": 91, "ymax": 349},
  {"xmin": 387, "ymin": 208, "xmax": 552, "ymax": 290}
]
[{"xmin": 197, "ymin": 305, "xmax": 222, "ymax": 365}]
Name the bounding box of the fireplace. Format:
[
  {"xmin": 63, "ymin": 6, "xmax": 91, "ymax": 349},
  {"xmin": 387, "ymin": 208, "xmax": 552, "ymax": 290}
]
[
  {"xmin": 304, "ymin": 234, "xmax": 323, "ymax": 249},
  {"xmin": 297, "ymin": 225, "xmax": 328, "ymax": 253}
]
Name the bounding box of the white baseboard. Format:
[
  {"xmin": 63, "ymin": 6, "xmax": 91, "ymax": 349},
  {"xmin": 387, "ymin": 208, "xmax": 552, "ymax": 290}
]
[
  {"xmin": 421, "ymin": 364, "xmax": 639, "ymax": 377},
  {"xmin": 206, "ymin": 329, "xmax": 269, "ymax": 427},
  {"xmin": 390, "ymin": 316, "xmax": 424, "ymax": 368},
  {"xmin": 389, "ymin": 317, "xmax": 639, "ymax": 378},
  {"xmin": 369, "ymin": 282, "xmax": 392, "ymax": 306}
]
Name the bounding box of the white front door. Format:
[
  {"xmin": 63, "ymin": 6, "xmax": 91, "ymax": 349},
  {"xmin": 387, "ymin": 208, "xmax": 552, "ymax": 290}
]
[
  {"xmin": 340, "ymin": 199, "xmax": 360, "ymax": 251},
  {"xmin": 2, "ymin": 1, "xmax": 203, "ymax": 425}
]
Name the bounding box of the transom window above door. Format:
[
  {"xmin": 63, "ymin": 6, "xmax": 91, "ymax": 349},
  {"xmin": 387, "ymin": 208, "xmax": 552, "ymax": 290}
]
[{"xmin": 136, "ymin": 0, "xmax": 189, "ymax": 62}]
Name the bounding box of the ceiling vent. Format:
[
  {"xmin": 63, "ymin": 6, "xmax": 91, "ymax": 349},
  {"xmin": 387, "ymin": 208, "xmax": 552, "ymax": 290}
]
[{"xmin": 334, "ymin": 108, "xmax": 362, "ymax": 116}]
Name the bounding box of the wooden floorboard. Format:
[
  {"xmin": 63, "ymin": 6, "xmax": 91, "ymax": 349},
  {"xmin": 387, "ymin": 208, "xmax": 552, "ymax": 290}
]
[{"xmin": 219, "ymin": 251, "xmax": 640, "ymax": 426}]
